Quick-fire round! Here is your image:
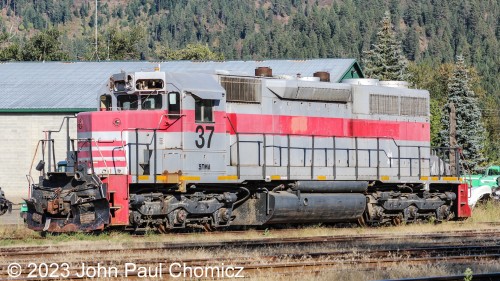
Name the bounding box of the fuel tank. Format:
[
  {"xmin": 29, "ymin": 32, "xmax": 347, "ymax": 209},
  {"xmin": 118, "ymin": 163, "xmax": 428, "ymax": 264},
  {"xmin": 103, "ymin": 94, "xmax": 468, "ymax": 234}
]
[{"xmin": 232, "ymin": 191, "xmax": 366, "ymax": 225}]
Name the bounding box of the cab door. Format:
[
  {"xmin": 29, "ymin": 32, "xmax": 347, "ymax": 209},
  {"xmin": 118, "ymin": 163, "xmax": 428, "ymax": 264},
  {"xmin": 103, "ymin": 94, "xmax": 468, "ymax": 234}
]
[
  {"xmin": 182, "ymin": 92, "xmax": 227, "ymax": 182},
  {"xmin": 160, "ymin": 91, "xmax": 183, "ymax": 177}
]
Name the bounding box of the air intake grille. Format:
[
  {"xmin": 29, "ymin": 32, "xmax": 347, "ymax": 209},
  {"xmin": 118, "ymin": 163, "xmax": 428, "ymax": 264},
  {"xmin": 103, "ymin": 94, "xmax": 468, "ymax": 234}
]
[
  {"xmin": 296, "ymin": 87, "xmax": 351, "ymax": 102},
  {"xmin": 401, "ymin": 97, "xmax": 428, "ymax": 116},
  {"xmin": 370, "ymin": 94, "xmax": 399, "ymax": 115},
  {"xmin": 220, "ymin": 76, "xmax": 261, "ymax": 103}
]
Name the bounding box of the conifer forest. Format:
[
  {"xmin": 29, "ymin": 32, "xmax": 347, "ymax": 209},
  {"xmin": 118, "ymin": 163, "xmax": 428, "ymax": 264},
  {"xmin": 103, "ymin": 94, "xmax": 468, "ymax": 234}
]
[{"xmin": 0, "ymin": 0, "xmax": 499, "ymax": 167}]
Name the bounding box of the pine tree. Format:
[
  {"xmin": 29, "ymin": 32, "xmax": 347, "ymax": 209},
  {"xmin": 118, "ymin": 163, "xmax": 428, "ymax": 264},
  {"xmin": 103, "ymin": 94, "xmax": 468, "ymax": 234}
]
[
  {"xmin": 362, "ymin": 11, "xmax": 409, "ymax": 81},
  {"xmin": 438, "ymin": 55, "xmax": 485, "ymax": 172}
]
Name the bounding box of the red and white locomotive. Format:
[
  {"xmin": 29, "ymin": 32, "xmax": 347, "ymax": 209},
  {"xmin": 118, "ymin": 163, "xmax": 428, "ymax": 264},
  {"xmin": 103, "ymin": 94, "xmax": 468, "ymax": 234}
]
[{"xmin": 26, "ymin": 66, "xmax": 471, "ymax": 232}]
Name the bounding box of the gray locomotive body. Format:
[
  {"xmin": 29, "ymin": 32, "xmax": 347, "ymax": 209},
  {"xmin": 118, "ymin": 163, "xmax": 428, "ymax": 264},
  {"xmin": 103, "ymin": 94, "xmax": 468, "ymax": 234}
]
[{"xmin": 25, "ymin": 69, "xmax": 470, "ymax": 232}]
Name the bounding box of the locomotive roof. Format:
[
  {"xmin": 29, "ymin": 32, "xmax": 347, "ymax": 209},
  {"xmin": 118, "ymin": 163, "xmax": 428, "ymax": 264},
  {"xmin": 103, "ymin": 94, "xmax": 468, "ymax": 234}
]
[{"xmin": 0, "ymin": 59, "xmax": 362, "ymax": 112}]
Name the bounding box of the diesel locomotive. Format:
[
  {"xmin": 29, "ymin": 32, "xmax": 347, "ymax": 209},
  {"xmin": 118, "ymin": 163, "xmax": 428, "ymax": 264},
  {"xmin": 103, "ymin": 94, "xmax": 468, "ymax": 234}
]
[{"xmin": 25, "ymin": 67, "xmax": 471, "ymax": 232}]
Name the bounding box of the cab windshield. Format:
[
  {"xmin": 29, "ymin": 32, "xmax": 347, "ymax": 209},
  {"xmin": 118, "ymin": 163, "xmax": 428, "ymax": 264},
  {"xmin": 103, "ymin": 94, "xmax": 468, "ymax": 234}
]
[
  {"xmin": 117, "ymin": 95, "xmax": 138, "ymax": 110},
  {"xmin": 141, "ymin": 94, "xmax": 162, "ymax": 110},
  {"xmin": 115, "ymin": 93, "xmax": 164, "ymax": 110}
]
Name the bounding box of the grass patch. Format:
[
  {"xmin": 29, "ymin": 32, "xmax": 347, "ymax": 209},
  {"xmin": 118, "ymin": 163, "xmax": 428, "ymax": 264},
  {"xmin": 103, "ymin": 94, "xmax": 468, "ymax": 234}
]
[
  {"xmin": 0, "ymin": 220, "xmax": 497, "ymax": 248},
  {"xmin": 470, "ymin": 200, "xmax": 500, "ymax": 222},
  {"xmin": 0, "ymin": 224, "xmax": 39, "ymax": 245}
]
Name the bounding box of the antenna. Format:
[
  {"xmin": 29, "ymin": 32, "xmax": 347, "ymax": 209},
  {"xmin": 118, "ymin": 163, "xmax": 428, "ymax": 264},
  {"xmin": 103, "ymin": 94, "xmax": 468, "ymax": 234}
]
[{"xmin": 107, "ymin": 36, "xmax": 110, "ymax": 60}]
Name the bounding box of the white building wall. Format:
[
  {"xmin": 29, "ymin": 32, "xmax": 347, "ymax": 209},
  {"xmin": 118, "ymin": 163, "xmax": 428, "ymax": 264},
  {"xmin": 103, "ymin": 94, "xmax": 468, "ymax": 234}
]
[{"xmin": 0, "ymin": 113, "xmax": 77, "ymax": 203}]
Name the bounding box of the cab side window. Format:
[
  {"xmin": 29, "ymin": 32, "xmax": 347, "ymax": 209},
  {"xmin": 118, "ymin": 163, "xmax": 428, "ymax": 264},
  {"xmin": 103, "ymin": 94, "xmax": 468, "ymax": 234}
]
[
  {"xmin": 168, "ymin": 92, "xmax": 181, "ymax": 118},
  {"xmin": 195, "ymin": 99, "xmax": 214, "ymax": 123},
  {"xmin": 100, "ymin": 94, "xmax": 111, "ymax": 111}
]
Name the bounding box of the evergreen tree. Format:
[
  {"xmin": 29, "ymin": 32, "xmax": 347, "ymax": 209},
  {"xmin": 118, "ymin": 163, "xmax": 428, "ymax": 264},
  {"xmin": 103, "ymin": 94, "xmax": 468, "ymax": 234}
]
[
  {"xmin": 362, "ymin": 11, "xmax": 409, "ymax": 81},
  {"xmin": 438, "ymin": 55, "xmax": 485, "ymax": 172}
]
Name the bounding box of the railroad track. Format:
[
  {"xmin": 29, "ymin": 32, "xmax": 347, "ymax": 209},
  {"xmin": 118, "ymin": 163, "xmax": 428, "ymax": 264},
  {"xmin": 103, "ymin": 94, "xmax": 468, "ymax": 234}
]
[
  {"xmin": 2, "ymin": 228, "xmax": 500, "ymax": 257},
  {"xmin": 381, "ymin": 272, "xmax": 500, "ymax": 281},
  {"xmin": 2, "ymin": 221, "xmax": 500, "ymax": 241},
  {"xmin": 1, "ymin": 245, "xmax": 499, "ymax": 280},
  {"xmin": 1, "ymin": 227, "xmax": 499, "ymax": 280},
  {"xmin": 2, "ymin": 221, "xmax": 500, "ymax": 240}
]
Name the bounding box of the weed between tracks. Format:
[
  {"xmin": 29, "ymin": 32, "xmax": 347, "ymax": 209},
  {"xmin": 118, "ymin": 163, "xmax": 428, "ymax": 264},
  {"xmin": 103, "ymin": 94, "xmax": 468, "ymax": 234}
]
[
  {"xmin": 468, "ymin": 200, "xmax": 500, "ymax": 223},
  {"xmin": 2, "ymin": 220, "xmax": 497, "ymax": 247}
]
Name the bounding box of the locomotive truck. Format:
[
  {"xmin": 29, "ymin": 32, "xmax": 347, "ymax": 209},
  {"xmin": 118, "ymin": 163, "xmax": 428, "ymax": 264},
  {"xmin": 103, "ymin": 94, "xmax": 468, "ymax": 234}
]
[{"xmin": 25, "ymin": 67, "xmax": 471, "ymax": 233}]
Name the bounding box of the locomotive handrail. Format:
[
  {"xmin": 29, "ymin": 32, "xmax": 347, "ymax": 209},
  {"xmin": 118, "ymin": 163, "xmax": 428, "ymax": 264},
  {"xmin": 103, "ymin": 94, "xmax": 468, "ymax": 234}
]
[
  {"xmin": 42, "ymin": 116, "xmax": 76, "ymax": 173},
  {"xmin": 91, "ymin": 139, "xmax": 108, "ymax": 175},
  {"xmin": 235, "ymin": 141, "xmax": 430, "ymax": 168},
  {"xmin": 224, "ymin": 116, "xmax": 240, "ymax": 179},
  {"xmin": 230, "ymin": 132, "xmax": 458, "ymax": 181},
  {"xmin": 74, "ymin": 138, "xmax": 93, "ymax": 174},
  {"xmin": 385, "ymin": 138, "xmax": 461, "ymax": 178},
  {"xmin": 118, "ymin": 114, "xmax": 185, "ymax": 183},
  {"xmin": 74, "ymin": 138, "xmax": 109, "ymax": 176},
  {"xmin": 118, "ymin": 114, "xmax": 185, "ymax": 148},
  {"xmin": 27, "ymin": 140, "xmax": 44, "ymax": 186}
]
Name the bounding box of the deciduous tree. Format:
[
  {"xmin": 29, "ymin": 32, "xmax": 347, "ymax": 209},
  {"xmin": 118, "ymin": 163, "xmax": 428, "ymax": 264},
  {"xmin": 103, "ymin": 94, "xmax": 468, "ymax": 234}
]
[
  {"xmin": 156, "ymin": 43, "xmax": 224, "ymax": 61},
  {"xmin": 21, "ymin": 28, "xmax": 69, "ymax": 61}
]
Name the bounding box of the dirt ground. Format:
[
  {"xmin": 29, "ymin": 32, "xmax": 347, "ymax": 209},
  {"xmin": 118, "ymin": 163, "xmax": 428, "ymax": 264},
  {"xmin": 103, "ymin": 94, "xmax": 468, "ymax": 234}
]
[
  {"xmin": 0, "ymin": 205, "xmax": 23, "ymax": 225},
  {"xmin": 1, "ymin": 189, "xmax": 27, "ymax": 205},
  {"xmin": 0, "ymin": 190, "xmax": 26, "ymax": 226}
]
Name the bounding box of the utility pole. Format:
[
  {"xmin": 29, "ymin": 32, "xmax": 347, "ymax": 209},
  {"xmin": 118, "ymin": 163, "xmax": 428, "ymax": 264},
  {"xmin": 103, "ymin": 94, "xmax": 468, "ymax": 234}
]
[
  {"xmin": 449, "ymin": 102, "xmax": 457, "ymax": 176},
  {"xmin": 94, "ymin": 0, "xmax": 100, "ymax": 61}
]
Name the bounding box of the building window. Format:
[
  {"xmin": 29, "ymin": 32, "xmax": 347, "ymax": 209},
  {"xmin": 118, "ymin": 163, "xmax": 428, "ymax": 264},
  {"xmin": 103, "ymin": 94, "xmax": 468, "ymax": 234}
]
[
  {"xmin": 117, "ymin": 95, "xmax": 138, "ymax": 110},
  {"xmin": 195, "ymin": 99, "xmax": 214, "ymax": 122}
]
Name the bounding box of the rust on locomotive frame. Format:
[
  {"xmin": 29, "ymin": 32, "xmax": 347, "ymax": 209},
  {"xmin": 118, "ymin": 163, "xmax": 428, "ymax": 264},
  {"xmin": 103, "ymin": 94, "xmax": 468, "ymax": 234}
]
[{"xmin": 24, "ymin": 67, "xmax": 471, "ymax": 233}]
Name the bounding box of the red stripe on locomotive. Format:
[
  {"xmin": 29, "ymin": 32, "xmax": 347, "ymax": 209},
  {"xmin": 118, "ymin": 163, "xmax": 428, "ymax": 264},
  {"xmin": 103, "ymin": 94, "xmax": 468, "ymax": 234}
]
[{"xmin": 78, "ymin": 111, "xmax": 429, "ymax": 141}]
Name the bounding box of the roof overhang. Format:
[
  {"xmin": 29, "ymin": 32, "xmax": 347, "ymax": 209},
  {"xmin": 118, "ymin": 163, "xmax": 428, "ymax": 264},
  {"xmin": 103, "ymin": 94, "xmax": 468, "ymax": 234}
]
[{"xmin": 166, "ymin": 72, "xmax": 225, "ymax": 100}]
